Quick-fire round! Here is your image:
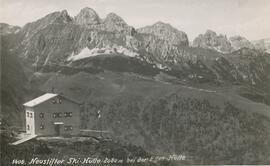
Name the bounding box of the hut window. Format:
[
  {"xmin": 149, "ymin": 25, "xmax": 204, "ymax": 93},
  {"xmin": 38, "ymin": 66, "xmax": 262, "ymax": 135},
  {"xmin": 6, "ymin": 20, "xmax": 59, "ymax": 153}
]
[
  {"xmin": 58, "ymin": 98, "xmax": 62, "ymax": 104},
  {"xmin": 53, "ymin": 112, "xmax": 62, "ymax": 118},
  {"xmin": 64, "ymin": 126, "xmax": 73, "ymax": 131},
  {"xmin": 58, "ymin": 113, "xmax": 62, "ymax": 118},
  {"xmin": 27, "ymin": 125, "xmax": 30, "ymax": 130},
  {"xmin": 27, "ymin": 112, "xmax": 29, "ymax": 117},
  {"xmin": 40, "ymin": 113, "xmax": 44, "ymax": 118},
  {"xmin": 64, "ymin": 112, "xmax": 72, "ymax": 117},
  {"xmin": 30, "ymin": 113, "xmax": 33, "ymax": 118},
  {"xmin": 52, "ymin": 99, "xmax": 56, "ymax": 104},
  {"xmin": 52, "ymin": 98, "xmax": 62, "ymax": 104},
  {"xmin": 40, "ymin": 125, "xmax": 44, "ymax": 129}
]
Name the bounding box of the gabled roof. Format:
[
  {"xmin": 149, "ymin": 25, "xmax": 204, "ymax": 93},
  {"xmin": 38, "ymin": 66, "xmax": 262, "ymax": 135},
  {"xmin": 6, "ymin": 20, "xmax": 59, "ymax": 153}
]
[
  {"xmin": 23, "ymin": 93, "xmax": 83, "ymax": 108},
  {"xmin": 23, "ymin": 93, "xmax": 58, "ymax": 107}
]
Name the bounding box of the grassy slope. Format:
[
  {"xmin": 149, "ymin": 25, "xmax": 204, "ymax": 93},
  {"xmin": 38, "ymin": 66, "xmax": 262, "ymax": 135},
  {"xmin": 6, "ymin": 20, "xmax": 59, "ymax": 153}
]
[
  {"xmin": 1, "ymin": 36, "xmax": 27, "ymax": 127},
  {"xmin": 34, "ymin": 71, "xmax": 270, "ymax": 164}
]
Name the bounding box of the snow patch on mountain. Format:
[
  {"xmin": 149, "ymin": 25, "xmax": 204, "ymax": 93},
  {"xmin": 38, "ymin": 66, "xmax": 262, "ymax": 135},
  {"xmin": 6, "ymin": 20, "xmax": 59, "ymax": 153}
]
[
  {"xmin": 67, "ymin": 47, "xmax": 107, "ymax": 61},
  {"xmin": 117, "ymin": 46, "xmax": 139, "ymax": 57},
  {"xmin": 67, "ymin": 46, "xmax": 139, "ymax": 61}
]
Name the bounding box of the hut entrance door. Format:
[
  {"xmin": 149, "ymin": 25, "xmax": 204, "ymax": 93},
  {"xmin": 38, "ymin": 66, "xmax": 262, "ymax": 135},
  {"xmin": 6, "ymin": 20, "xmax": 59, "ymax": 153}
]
[
  {"xmin": 55, "ymin": 125, "xmax": 60, "ymax": 136},
  {"xmin": 54, "ymin": 122, "xmax": 64, "ymax": 136}
]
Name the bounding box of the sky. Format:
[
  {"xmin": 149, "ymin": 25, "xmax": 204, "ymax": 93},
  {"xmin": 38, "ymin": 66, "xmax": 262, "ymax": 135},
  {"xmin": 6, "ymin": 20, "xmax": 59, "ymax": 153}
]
[{"xmin": 1, "ymin": 0, "xmax": 270, "ymax": 41}]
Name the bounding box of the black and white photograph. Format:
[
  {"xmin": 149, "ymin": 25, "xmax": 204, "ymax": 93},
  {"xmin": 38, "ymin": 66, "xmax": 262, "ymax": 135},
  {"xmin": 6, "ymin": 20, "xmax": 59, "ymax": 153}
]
[{"xmin": 1, "ymin": 0, "xmax": 270, "ymax": 165}]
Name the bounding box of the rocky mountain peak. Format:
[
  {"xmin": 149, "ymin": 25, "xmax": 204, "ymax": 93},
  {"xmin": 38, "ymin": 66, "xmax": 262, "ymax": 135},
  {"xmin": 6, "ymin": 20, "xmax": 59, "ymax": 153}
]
[
  {"xmin": 192, "ymin": 31, "xmax": 265, "ymax": 53},
  {"xmin": 104, "ymin": 13, "xmax": 127, "ymax": 24},
  {"xmin": 102, "ymin": 12, "xmax": 134, "ymax": 34},
  {"xmin": 230, "ymin": 35, "xmax": 244, "ymax": 40},
  {"xmin": 205, "ymin": 29, "xmax": 217, "ymax": 36},
  {"xmin": 43, "ymin": 10, "xmax": 72, "ymax": 24},
  {"xmin": 152, "ymin": 21, "xmax": 171, "ymax": 27},
  {"xmin": 138, "ymin": 21, "xmax": 189, "ymax": 47},
  {"xmin": 60, "ymin": 10, "xmax": 69, "ymax": 18},
  {"xmin": 151, "ymin": 21, "xmax": 184, "ymax": 33},
  {"xmin": 148, "ymin": 21, "xmax": 175, "ymax": 31},
  {"xmin": 37, "ymin": 10, "xmax": 71, "ymax": 24},
  {"xmin": 74, "ymin": 7, "xmax": 100, "ymax": 26},
  {"xmin": 229, "ymin": 35, "xmax": 254, "ymax": 50},
  {"xmin": 193, "ymin": 30, "xmax": 232, "ymax": 53},
  {"xmin": 0, "ymin": 23, "xmax": 20, "ymax": 35},
  {"xmin": 58, "ymin": 10, "xmax": 73, "ymax": 23},
  {"xmin": 21, "ymin": 10, "xmax": 72, "ymax": 36}
]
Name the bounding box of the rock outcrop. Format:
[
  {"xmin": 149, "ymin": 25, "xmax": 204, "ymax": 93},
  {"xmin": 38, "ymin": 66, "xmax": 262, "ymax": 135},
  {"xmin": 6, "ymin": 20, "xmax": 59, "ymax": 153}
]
[
  {"xmin": 252, "ymin": 38, "xmax": 270, "ymax": 53},
  {"xmin": 102, "ymin": 12, "xmax": 134, "ymax": 34},
  {"xmin": 193, "ymin": 30, "xmax": 232, "ymax": 53},
  {"xmin": 138, "ymin": 21, "xmax": 189, "ymax": 47},
  {"xmin": 74, "ymin": 7, "xmax": 100, "ymax": 26},
  {"xmin": 229, "ymin": 36, "xmax": 254, "ymax": 50},
  {"xmin": 0, "ymin": 23, "xmax": 20, "ymax": 35}
]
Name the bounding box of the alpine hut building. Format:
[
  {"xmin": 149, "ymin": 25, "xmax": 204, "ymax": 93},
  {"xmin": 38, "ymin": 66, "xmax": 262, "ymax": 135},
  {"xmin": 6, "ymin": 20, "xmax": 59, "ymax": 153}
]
[{"xmin": 23, "ymin": 93, "xmax": 81, "ymax": 136}]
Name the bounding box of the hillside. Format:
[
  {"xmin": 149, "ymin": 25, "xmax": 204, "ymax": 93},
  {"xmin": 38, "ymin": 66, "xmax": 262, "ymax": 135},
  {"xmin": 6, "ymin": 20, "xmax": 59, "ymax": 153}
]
[
  {"xmin": 32, "ymin": 70, "xmax": 270, "ymax": 164},
  {"xmin": 0, "ymin": 34, "xmax": 27, "ymax": 126}
]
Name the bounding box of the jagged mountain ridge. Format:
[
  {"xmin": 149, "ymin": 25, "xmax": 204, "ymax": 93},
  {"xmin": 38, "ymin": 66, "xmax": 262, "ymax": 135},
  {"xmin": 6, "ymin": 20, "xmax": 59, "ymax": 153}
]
[
  {"xmin": 73, "ymin": 7, "xmax": 135, "ymax": 34},
  {"xmin": 192, "ymin": 30, "xmax": 256, "ymax": 53},
  {"xmin": 3, "ymin": 7, "xmax": 270, "ymax": 91},
  {"xmin": 2, "ymin": 8, "xmax": 268, "ymax": 54}
]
